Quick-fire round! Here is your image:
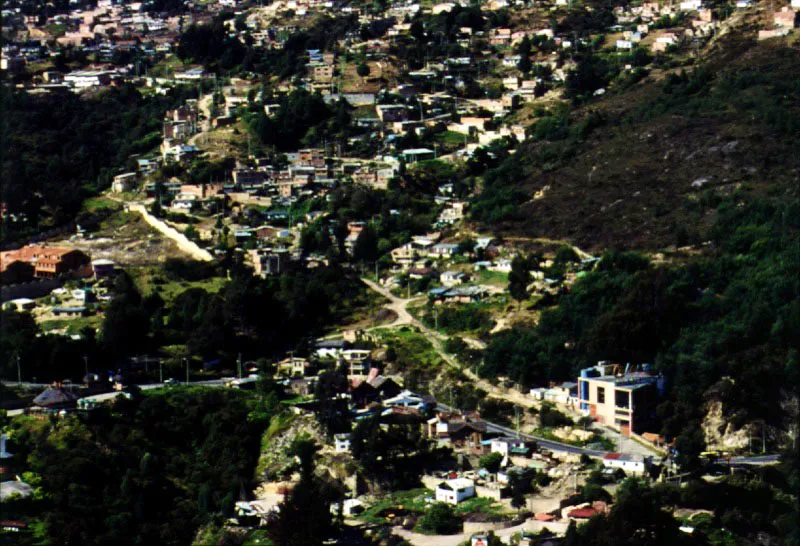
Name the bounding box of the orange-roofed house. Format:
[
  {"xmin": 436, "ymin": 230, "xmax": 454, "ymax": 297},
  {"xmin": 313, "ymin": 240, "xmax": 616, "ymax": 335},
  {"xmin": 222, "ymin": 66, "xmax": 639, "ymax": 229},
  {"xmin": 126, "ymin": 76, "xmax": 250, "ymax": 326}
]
[{"xmin": 0, "ymin": 246, "xmax": 90, "ymax": 279}]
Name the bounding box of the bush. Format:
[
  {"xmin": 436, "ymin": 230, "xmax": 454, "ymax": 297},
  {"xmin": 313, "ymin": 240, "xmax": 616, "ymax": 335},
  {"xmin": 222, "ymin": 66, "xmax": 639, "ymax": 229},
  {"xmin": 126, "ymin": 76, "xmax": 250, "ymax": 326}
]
[
  {"xmin": 480, "ymin": 452, "xmax": 504, "ymax": 473},
  {"xmin": 416, "ymin": 503, "xmax": 461, "ymax": 535},
  {"xmin": 539, "ymin": 403, "xmax": 573, "ymax": 428}
]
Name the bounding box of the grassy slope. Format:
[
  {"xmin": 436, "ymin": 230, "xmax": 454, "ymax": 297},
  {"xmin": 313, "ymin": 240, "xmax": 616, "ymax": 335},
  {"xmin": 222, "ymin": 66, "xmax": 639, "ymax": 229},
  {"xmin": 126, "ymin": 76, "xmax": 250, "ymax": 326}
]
[{"xmin": 479, "ymin": 32, "xmax": 800, "ymax": 251}]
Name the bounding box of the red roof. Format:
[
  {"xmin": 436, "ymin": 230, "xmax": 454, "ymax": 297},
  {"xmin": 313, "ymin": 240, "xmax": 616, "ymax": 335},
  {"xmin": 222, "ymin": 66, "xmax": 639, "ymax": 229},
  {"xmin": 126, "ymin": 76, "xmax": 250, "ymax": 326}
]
[
  {"xmin": 0, "ymin": 521, "xmax": 28, "ymax": 528},
  {"xmin": 567, "ymin": 508, "xmax": 598, "ymax": 519},
  {"xmin": 603, "ymin": 453, "xmax": 622, "ymax": 460},
  {"xmin": 534, "ymin": 513, "xmax": 555, "ymax": 521}
]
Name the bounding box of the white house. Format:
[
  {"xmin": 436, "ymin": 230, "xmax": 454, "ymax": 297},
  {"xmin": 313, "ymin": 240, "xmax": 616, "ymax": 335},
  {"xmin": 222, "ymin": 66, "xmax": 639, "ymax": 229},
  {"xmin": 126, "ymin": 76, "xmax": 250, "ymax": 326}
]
[
  {"xmin": 601, "ymin": 453, "xmax": 652, "ymax": 476},
  {"xmin": 342, "ymin": 498, "xmax": 365, "ymax": 516},
  {"xmin": 429, "ymin": 243, "xmax": 459, "ymax": 258},
  {"xmin": 435, "ymin": 478, "xmax": 475, "ymax": 505},
  {"xmin": 334, "ymin": 433, "xmax": 351, "ymax": 453},
  {"xmin": 440, "ymin": 271, "xmax": 466, "ymax": 286},
  {"xmin": 490, "ymin": 437, "xmax": 528, "ymax": 458}
]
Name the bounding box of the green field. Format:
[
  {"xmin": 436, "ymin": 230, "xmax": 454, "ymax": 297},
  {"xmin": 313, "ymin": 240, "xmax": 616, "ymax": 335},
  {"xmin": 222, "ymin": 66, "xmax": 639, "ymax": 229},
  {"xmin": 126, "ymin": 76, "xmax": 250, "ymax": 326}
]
[
  {"xmin": 128, "ymin": 265, "xmax": 229, "ymax": 302},
  {"xmin": 476, "ymin": 269, "xmax": 509, "ymax": 287},
  {"xmin": 40, "ymin": 314, "xmax": 105, "ymax": 335},
  {"xmin": 82, "ymin": 196, "xmax": 123, "ymax": 213}
]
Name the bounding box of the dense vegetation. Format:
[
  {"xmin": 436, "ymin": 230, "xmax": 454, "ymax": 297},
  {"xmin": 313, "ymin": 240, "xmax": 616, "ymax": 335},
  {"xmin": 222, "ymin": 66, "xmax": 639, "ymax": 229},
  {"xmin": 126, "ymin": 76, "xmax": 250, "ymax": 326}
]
[
  {"xmin": 177, "ymin": 14, "xmax": 358, "ymax": 77},
  {"xmin": 3, "ymin": 388, "xmax": 268, "ymax": 546},
  {"xmin": 0, "ymin": 261, "xmax": 369, "ymax": 382},
  {"xmin": 480, "ymin": 195, "xmax": 799, "ymax": 463},
  {"xmin": 1, "ymin": 86, "xmax": 192, "ymax": 242}
]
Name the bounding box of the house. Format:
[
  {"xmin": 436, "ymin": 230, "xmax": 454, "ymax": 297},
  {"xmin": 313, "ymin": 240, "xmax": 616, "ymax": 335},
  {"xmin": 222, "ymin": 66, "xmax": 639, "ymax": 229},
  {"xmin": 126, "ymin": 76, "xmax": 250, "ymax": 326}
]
[
  {"xmin": 429, "ymin": 243, "xmax": 459, "ymax": 259},
  {"xmin": 566, "ymin": 507, "xmax": 599, "ymax": 519},
  {"xmin": 233, "ymin": 169, "xmax": 264, "ymax": 187},
  {"xmin": 400, "ymin": 148, "xmax": 436, "ymax": 162},
  {"xmin": 334, "ymin": 433, "xmax": 351, "ymax": 453},
  {"xmin": 601, "ymin": 453, "xmax": 652, "ymax": 476},
  {"xmin": 427, "ymin": 414, "xmax": 487, "ymax": 451},
  {"xmin": 0, "ymin": 246, "xmax": 90, "ymax": 279},
  {"xmin": 490, "ymin": 437, "xmax": 530, "ymax": 458},
  {"xmin": 498, "ymin": 465, "xmax": 534, "ymax": 485},
  {"xmin": 5, "ymin": 298, "xmax": 35, "ymax": 311},
  {"xmin": 314, "ymin": 339, "xmax": 350, "ymax": 359},
  {"xmin": 341, "ymin": 498, "xmax": 365, "ymax": 516},
  {"xmin": 251, "ymin": 249, "xmax": 291, "ymax": 276},
  {"xmin": 0, "ymin": 520, "xmax": 28, "ymax": 532},
  {"xmin": 774, "ymin": 7, "xmax": 797, "ymax": 28},
  {"xmin": 32, "ymin": 384, "xmax": 79, "ymax": 409},
  {"xmin": 435, "ymin": 478, "xmax": 475, "ymax": 505},
  {"xmin": 429, "ymin": 286, "xmax": 487, "ymax": 304},
  {"xmin": 530, "ymin": 382, "xmax": 578, "ymax": 406},
  {"xmin": 440, "ymin": 271, "xmax": 466, "ymax": 286},
  {"xmin": 382, "ymin": 389, "xmax": 428, "ymax": 410},
  {"xmin": 92, "ymin": 259, "xmax": 116, "ymax": 278},
  {"xmin": 276, "ymin": 357, "xmax": 312, "ymax": 377},
  {"xmin": 0, "ymin": 480, "xmax": 33, "ymax": 502},
  {"xmin": 350, "ymin": 374, "xmax": 402, "ymax": 406},
  {"xmin": 375, "ymin": 104, "xmax": 409, "ymax": 122},
  {"xmin": 391, "ymin": 243, "xmax": 418, "ymax": 266},
  {"xmin": 64, "ymin": 70, "xmax": 112, "ymax": 88},
  {"xmin": 112, "ymin": 172, "xmax": 137, "ymax": 193},
  {"xmin": 578, "ymin": 363, "xmax": 662, "ymax": 436}
]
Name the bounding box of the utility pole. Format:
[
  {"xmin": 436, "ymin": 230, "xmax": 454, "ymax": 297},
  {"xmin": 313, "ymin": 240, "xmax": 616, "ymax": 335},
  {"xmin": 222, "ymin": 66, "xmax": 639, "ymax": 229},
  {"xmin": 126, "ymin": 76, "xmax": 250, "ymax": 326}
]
[
  {"xmin": 17, "ymin": 355, "xmax": 22, "ymax": 385},
  {"xmin": 375, "ymin": 261, "xmax": 379, "ymax": 281},
  {"xmin": 434, "ymin": 308, "xmax": 438, "ymax": 331},
  {"xmin": 159, "ymin": 359, "xmax": 163, "ymax": 384},
  {"xmin": 184, "ymin": 358, "xmax": 189, "ymax": 385},
  {"xmin": 83, "ymin": 355, "xmax": 89, "ymax": 379},
  {"xmin": 238, "ymin": 353, "xmax": 243, "ymax": 379},
  {"xmin": 762, "ymin": 422, "xmax": 766, "ymax": 454}
]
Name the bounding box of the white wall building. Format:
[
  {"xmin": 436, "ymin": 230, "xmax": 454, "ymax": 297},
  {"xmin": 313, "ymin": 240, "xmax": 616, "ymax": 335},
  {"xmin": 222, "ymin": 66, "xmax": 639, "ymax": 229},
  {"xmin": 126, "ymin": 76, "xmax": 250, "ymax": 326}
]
[
  {"xmin": 601, "ymin": 453, "xmax": 651, "ymax": 476},
  {"xmin": 435, "ymin": 478, "xmax": 475, "ymax": 505}
]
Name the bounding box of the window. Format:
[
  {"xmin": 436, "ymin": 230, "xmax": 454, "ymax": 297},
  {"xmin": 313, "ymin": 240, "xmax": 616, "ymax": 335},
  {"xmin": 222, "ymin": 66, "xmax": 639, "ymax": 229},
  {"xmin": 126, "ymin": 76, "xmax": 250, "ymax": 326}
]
[{"xmin": 598, "ymin": 387, "xmax": 606, "ymax": 404}]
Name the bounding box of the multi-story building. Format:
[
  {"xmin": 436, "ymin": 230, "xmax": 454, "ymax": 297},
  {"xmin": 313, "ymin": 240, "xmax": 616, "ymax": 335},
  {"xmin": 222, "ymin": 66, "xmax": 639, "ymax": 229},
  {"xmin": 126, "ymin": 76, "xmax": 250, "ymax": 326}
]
[
  {"xmin": 578, "ymin": 362, "xmax": 662, "ymax": 436},
  {"xmin": 0, "ymin": 246, "xmax": 90, "ymax": 279}
]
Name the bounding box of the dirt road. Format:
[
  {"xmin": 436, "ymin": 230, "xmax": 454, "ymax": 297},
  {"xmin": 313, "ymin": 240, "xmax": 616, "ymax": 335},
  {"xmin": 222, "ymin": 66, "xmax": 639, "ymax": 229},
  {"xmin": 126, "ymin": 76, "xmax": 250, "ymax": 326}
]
[
  {"xmin": 360, "ymin": 278, "xmax": 536, "ymax": 408},
  {"xmin": 126, "ymin": 203, "xmax": 214, "ymax": 262}
]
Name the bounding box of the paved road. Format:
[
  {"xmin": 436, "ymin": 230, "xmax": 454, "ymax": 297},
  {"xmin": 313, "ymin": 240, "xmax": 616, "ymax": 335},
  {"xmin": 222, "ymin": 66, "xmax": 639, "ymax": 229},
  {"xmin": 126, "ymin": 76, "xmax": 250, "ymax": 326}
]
[
  {"xmin": 729, "ymin": 454, "xmax": 780, "ymax": 465},
  {"xmin": 5, "ymin": 379, "xmax": 229, "ymax": 416},
  {"xmin": 436, "ymin": 403, "xmax": 607, "ymax": 458}
]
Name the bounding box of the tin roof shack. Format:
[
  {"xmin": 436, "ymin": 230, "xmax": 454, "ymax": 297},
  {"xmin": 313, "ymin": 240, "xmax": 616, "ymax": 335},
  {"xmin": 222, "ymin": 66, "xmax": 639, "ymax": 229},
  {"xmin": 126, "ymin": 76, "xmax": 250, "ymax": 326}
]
[{"xmin": 33, "ymin": 384, "xmax": 79, "ymax": 410}]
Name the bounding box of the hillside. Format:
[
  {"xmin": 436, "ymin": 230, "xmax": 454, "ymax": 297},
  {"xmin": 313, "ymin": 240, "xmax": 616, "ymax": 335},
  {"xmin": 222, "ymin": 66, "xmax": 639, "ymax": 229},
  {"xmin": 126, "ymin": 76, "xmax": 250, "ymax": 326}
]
[{"xmin": 472, "ymin": 30, "xmax": 800, "ymax": 251}]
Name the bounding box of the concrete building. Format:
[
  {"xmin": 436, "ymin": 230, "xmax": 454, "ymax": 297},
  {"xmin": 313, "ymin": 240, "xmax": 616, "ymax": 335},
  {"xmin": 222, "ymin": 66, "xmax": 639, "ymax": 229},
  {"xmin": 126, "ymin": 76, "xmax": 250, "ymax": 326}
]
[
  {"xmin": 601, "ymin": 453, "xmax": 652, "ymax": 476},
  {"xmin": 578, "ymin": 363, "xmax": 661, "ymax": 436},
  {"xmin": 435, "ymin": 478, "xmax": 475, "ymax": 505},
  {"xmin": 334, "ymin": 433, "xmax": 351, "ymax": 453}
]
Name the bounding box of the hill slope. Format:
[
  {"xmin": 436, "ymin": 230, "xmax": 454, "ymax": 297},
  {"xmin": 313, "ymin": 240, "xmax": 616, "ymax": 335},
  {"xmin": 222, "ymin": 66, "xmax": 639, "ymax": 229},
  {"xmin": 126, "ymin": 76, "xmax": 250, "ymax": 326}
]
[{"xmin": 472, "ymin": 31, "xmax": 800, "ymax": 251}]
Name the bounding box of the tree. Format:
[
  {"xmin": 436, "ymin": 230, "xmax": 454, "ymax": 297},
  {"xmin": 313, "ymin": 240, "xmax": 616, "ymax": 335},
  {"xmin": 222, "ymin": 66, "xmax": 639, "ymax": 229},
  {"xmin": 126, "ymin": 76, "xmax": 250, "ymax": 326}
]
[
  {"xmin": 518, "ymin": 54, "xmax": 532, "ymax": 75},
  {"xmin": 356, "ymin": 62, "xmax": 371, "ymax": 82},
  {"xmin": 416, "ymin": 503, "xmax": 461, "ymax": 534},
  {"xmin": 508, "ymin": 255, "xmax": 530, "ymax": 309},
  {"xmin": 480, "ymin": 452, "xmax": 504, "ymax": 473},
  {"xmin": 352, "ymin": 225, "xmax": 378, "ymax": 263}
]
